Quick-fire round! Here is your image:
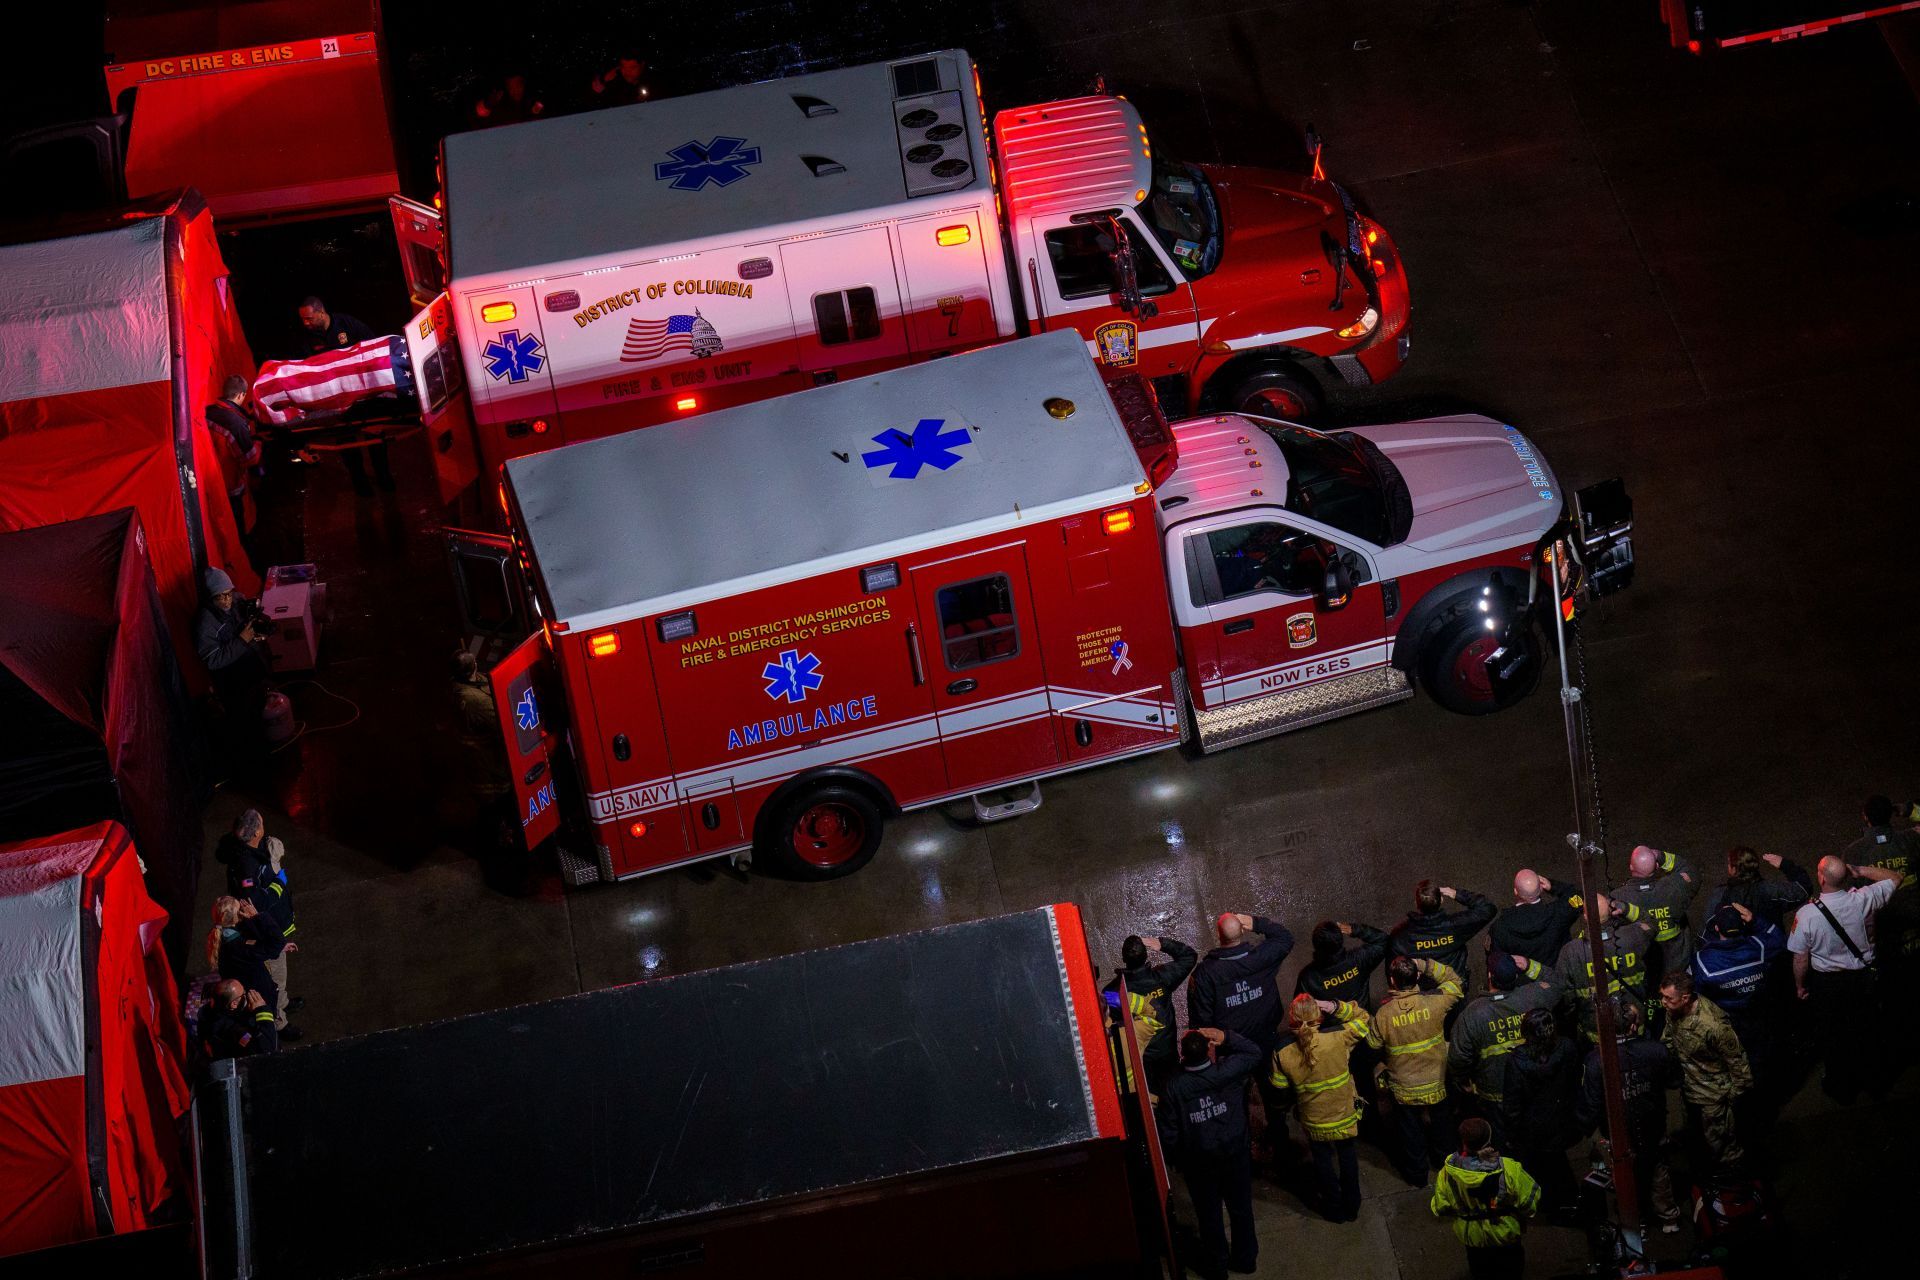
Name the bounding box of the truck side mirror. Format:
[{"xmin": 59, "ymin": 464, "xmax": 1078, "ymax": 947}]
[{"xmin": 1318, "ymin": 556, "xmax": 1355, "ymax": 611}]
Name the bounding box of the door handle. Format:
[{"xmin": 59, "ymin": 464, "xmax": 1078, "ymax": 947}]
[
  {"xmin": 946, "ymin": 678, "xmax": 978, "ymax": 696},
  {"xmin": 522, "ymin": 760, "xmax": 548, "ymax": 786},
  {"xmin": 1223, "ymin": 619, "xmax": 1254, "ymax": 635},
  {"xmin": 906, "ymin": 624, "xmax": 926, "ymax": 687}
]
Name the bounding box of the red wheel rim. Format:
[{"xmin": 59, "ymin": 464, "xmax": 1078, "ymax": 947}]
[
  {"xmin": 792, "ymin": 801, "xmax": 865, "ymax": 868},
  {"xmin": 1244, "ymin": 386, "xmax": 1307, "ymax": 419},
  {"xmin": 1452, "ymin": 635, "xmax": 1499, "ymax": 702}
]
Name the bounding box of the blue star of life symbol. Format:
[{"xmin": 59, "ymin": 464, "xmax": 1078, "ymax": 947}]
[
  {"xmin": 654, "ymin": 136, "xmax": 764, "ymax": 191},
  {"xmin": 761, "ymin": 648, "xmax": 823, "ymax": 704},
  {"xmin": 860, "ymin": 418, "xmax": 971, "ymax": 480},
  {"xmin": 514, "ymin": 687, "xmax": 540, "ymax": 731},
  {"xmin": 482, "ymin": 330, "xmax": 545, "ymax": 383}
]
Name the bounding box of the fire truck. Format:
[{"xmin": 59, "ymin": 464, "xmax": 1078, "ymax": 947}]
[
  {"xmin": 391, "ymin": 48, "xmax": 1411, "ymax": 509},
  {"xmin": 481, "ymin": 333, "xmax": 1632, "ymax": 886}
]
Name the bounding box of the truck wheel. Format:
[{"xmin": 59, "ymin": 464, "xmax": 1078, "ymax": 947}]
[
  {"xmin": 1419, "ymin": 610, "xmax": 1542, "ymax": 716},
  {"xmin": 1225, "ymin": 367, "xmax": 1321, "ymax": 421},
  {"xmin": 764, "ymin": 785, "xmax": 884, "ymax": 880}
]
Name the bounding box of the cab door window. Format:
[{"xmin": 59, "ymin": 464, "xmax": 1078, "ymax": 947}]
[
  {"xmin": 1044, "ymin": 220, "xmax": 1174, "ymax": 300},
  {"xmin": 935, "ymin": 574, "xmax": 1020, "ymax": 668},
  {"xmin": 1199, "ymin": 520, "xmax": 1345, "ymax": 602}
]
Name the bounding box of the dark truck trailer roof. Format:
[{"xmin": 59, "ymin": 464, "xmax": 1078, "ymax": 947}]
[{"xmin": 194, "ymin": 905, "xmax": 1151, "ymax": 1279}]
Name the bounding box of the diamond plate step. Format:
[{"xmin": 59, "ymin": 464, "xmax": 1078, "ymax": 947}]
[
  {"xmin": 557, "ymin": 841, "xmax": 605, "ymax": 887},
  {"xmin": 1193, "ymin": 664, "xmax": 1412, "ymax": 754}
]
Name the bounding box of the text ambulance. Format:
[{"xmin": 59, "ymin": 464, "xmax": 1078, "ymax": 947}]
[
  {"xmin": 392, "ymin": 49, "xmax": 1412, "ymax": 506},
  {"xmin": 486, "ymin": 333, "xmax": 1632, "ymax": 886}
]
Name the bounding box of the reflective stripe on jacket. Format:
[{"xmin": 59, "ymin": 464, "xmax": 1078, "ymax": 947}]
[
  {"xmin": 1270, "ymin": 1000, "xmax": 1380, "ymax": 1140},
  {"xmin": 1374, "ymin": 960, "xmax": 1465, "ymax": 1103}
]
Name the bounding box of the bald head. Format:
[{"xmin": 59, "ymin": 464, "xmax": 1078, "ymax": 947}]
[
  {"xmin": 1630, "ymin": 845, "xmax": 1661, "ymax": 878},
  {"xmin": 1818, "ymin": 856, "xmax": 1849, "ymax": 891},
  {"xmin": 1513, "ymin": 869, "xmax": 1542, "ymax": 904},
  {"xmin": 215, "ymin": 979, "xmax": 245, "ymax": 1007},
  {"xmin": 1217, "ymin": 913, "xmax": 1243, "ymax": 946}
]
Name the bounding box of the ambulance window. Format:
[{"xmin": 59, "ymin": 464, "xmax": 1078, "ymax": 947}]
[
  {"xmin": 422, "ymin": 348, "xmax": 450, "ymax": 414},
  {"xmin": 1044, "ymin": 222, "xmax": 1173, "ymax": 301},
  {"xmin": 935, "ymin": 574, "xmax": 1020, "ymax": 669},
  {"xmin": 1204, "ymin": 521, "xmax": 1327, "ymax": 601},
  {"xmin": 813, "ymin": 288, "xmax": 884, "ymax": 345}
]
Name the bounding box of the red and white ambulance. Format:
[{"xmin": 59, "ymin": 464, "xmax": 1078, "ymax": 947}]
[
  {"xmin": 486, "ymin": 333, "xmax": 1631, "ymax": 886},
  {"xmin": 393, "ymin": 48, "xmax": 1411, "ymax": 507}
]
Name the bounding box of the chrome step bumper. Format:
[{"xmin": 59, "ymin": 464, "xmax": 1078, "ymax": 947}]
[{"xmin": 1192, "ymin": 665, "xmax": 1413, "ymax": 754}]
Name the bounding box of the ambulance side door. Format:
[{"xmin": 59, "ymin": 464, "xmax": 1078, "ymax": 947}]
[
  {"xmin": 489, "ymin": 631, "xmax": 564, "ymax": 850},
  {"xmin": 894, "ymin": 211, "xmax": 998, "ymax": 358},
  {"xmin": 907, "ymin": 544, "xmax": 1059, "ymax": 789},
  {"xmin": 466, "ymin": 287, "xmax": 559, "ymax": 445},
  {"xmin": 781, "ymin": 227, "xmax": 911, "ymax": 375},
  {"xmin": 1029, "ymin": 209, "xmax": 1200, "ymax": 377}
]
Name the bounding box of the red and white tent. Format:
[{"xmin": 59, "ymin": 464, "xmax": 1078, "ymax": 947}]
[
  {"xmin": 0, "ymin": 191, "xmax": 259, "ymax": 687},
  {"xmin": 0, "ymin": 821, "xmax": 190, "ymax": 1257}
]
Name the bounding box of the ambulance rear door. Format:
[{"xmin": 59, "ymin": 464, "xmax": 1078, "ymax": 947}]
[
  {"xmin": 390, "ymin": 195, "xmax": 446, "ymax": 308},
  {"xmin": 408, "ymin": 292, "xmax": 480, "ymax": 505},
  {"xmin": 490, "ymin": 631, "xmax": 565, "ymax": 850}
]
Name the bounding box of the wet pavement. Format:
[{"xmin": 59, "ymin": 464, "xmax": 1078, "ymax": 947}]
[{"xmin": 192, "ymin": 1, "xmax": 1920, "ymax": 1274}]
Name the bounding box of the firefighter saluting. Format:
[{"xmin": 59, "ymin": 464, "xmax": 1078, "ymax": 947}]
[{"xmin": 1611, "ymin": 845, "xmax": 1700, "ymax": 976}]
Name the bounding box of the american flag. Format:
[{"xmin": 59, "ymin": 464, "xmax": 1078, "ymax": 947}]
[
  {"xmin": 251, "ymin": 336, "xmax": 411, "ymax": 425},
  {"xmin": 621, "ymin": 312, "xmax": 722, "ymax": 363}
]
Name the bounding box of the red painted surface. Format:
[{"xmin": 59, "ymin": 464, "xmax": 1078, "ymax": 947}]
[{"xmin": 1051, "ymin": 903, "xmax": 1128, "ymax": 1142}]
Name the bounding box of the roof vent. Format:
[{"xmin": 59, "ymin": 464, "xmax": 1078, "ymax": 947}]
[
  {"xmin": 802, "ymin": 155, "xmax": 847, "ymax": 177},
  {"xmin": 893, "ymin": 88, "xmax": 975, "ymax": 197},
  {"xmin": 792, "ymin": 94, "xmax": 838, "ymax": 118}
]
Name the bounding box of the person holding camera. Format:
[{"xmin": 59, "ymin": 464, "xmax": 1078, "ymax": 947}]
[{"xmin": 196, "ymin": 566, "xmax": 271, "ymax": 768}]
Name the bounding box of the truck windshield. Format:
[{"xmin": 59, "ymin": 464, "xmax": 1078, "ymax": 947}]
[
  {"xmin": 1261, "ymin": 424, "xmax": 1393, "ymax": 545},
  {"xmin": 1139, "ymin": 160, "xmax": 1221, "ymax": 279}
]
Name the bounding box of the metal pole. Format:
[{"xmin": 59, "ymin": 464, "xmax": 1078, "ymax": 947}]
[{"xmin": 1547, "ymin": 550, "xmax": 1642, "ymax": 1254}]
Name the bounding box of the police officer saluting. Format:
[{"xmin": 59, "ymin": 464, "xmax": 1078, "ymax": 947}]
[
  {"xmin": 1611, "ymin": 844, "xmax": 1699, "ymax": 976},
  {"xmin": 1391, "ymin": 881, "xmax": 1496, "ymax": 1032},
  {"xmin": 1156, "ymin": 1028, "xmax": 1263, "ymax": 1280}
]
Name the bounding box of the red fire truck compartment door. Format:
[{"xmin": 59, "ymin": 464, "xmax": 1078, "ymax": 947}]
[
  {"xmin": 121, "ymin": 54, "xmax": 399, "ymax": 224},
  {"xmin": 490, "ymin": 632, "xmax": 563, "ymax": 849},
  {"xmin": 909, "ymin": 545, "xmax": 1060, "ymax": 790}
]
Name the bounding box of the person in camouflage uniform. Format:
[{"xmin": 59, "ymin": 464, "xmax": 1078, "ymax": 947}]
[
  {"xmin": 1658, "ymin": 970, "xmax": 1752, "ymax": 1174},
  {"xmin": 1555, "ymin": 895, "xmax": 1657, "ymax": 1040},
  {"xmin": 1612, "ymin": 845, "xmax": 1699, "ymax": 976}
]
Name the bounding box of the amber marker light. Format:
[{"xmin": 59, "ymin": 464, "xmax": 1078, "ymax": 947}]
[
  {"xmin": 935, "ymin": 225, "xmax": 972, "ymax": 246},
  {"xmin": 480, "ymin": 301, "xmax": 517, "ymax": 323}
]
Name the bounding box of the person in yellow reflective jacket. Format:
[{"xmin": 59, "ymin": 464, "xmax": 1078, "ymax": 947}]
[
  {"xmin": 1271, "ymin": 994, "xmax": 1379, "ymax": 1222},
  {"xmin": 1374, "ymin": 955, "xmax": 1465, "ymax": 1185},
  {"xmin": 1431, "ymin": 1117, "xmax": 1541, "ymax": 1280}
]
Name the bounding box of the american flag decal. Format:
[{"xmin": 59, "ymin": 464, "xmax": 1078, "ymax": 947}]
[{"xmin": 621, "ymin": 311, "xmax": 724, "ymax": 363}]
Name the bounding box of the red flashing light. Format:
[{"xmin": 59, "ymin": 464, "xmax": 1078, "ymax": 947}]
[
  {"xmin": 674, "ymin": 395, "xmax": 700, "ymax": 412},
  {"xmin": 1102, "ymin": 508, "xmax": 1135, "ymax": 535},
  {"xmin": 628, "ymin": 820, "xmax": 648, "ymax": 839},
  {"xmin": 531, "ymin": 418, "xmax": 550, "ymax": 435},
  {"xmin": 588, "ymin": 631, "xmax": 621, "ymax": 658},
  {"xmin": 496, "ymin": 481, "xmax": 509, "ymax": 516}
]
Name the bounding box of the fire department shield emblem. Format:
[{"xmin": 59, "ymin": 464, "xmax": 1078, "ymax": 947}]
[
  {"xmin": 1094, "ymin": 320, "xmax": 1139, "ymax": 369},
  {"xmin": 1285, "ymin": 611, "xmax": 1316, "ymax": 649}
]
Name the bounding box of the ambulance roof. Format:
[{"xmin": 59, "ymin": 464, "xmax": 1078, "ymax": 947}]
[
  {"xmin": 445, "ymin": 51, "xmax": 990, "ymax": 285},
  {"xmin": 507, "ymin": 332, "xmax": 1146, "ymax": 629},
  {"xmin": 994, "ymin": 95, "xmax": 1154, "ymax": 223}
]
